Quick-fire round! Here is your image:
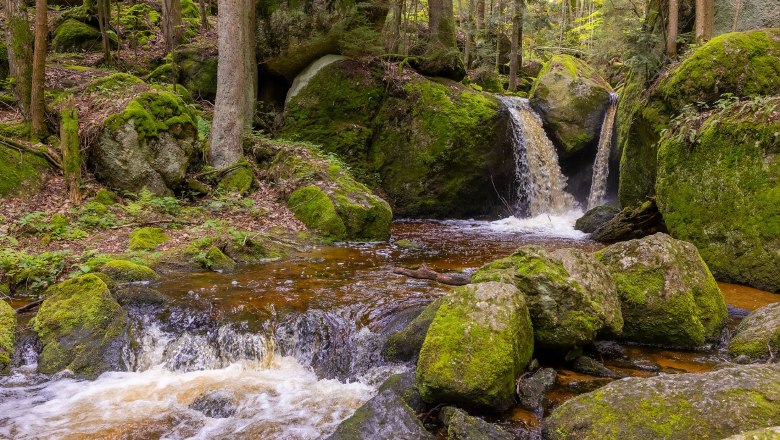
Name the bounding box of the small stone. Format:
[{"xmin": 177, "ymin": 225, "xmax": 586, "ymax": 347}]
[
  {"xmin": 517, "ymin": 368, "xmax": 557, "ymax": 412},
  {"xmin": 189, "ymin": 389, "xmax": 239, "ymax": 418}
]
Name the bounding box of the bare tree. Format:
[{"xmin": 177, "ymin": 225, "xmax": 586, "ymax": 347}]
[
  {"xmin": 508, "ymin": 0, "xmax": 523, "ymax": 91},
  {"xmin": 732, "ymin": 0, "xmax": 743, "ymax": 31},
  {"xmin": 162, "ymin": 0, "xmax": 183, "ymax": 51},
  {"xmin": 464, "ymin": 0, "xmax": 474, "ymax": 68},
  {"xmin": 199, "ymin": 0, "xmax": 210, "ymax": 30},
  {"xmin": 695, "ymin": 0, "xmax": 713, "ymax": 44},
  {"xmin": 3, "ymin": 0, "xmax": 34, "ymax": 120},
  {"xmin": 666, "ymin": 0, "xmax": 678, "ymax": 56},
  {"xmin": 30, "ymin": 0, "xmax": 47, "ymax": 138},
  {"xmin": 429, "ymin": 0, "xmax": 458, "ymax": 48}
]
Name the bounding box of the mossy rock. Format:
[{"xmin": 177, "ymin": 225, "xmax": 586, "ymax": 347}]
[
  {"xmin": 542, "ymin": 364, "xmax": 780, "ymax": 440},
  {"xmin": 416, "ymin": 282, "xmax": 534, "ymax": 412},
  {"xmin": 325, "ymin": 390, "xmax": 433, "ymax": 440},
  {"xmin": 723, "ymin": 427, "xmax": 780, "ymax": 440},
  {"xmin": 31, "ymin": 275, "xmax": 128, "ymax": 378},
  {"xmin": 0, "ymin": 300, "xmax": 16, "ymax": 372},
  {"xmin": 0, "ymin": 144, "xmax": 49, "ymax": 198},
  {"xmin": 595, "ymin": 233, "xmax": 728, "ymax": 348},
  {"xmin": 382, "ymin": 297, "xmax": 443, "ymax": 362},
  {"xmin": 196, "ymin": 246, "xmax": 236, "ymax": 272},
  {"xmin": 728, "ymin": 302, "xmax": 780, "ymax": 361},
  {"xmin": 438, "ymin": 406, "xmax": 513, "ymax": 440},
  {"xmin": 618, "ymin": 29, "xmax": 780, "ymax": 206},
  {"xmin": 52, "ymin": 19, "xmax": 116, "ymax": 53},
  {"xmin": 575, "ymin": 205, "xmax": 620, "ymax": 233},
  {"xmin": 173, "ymin": 44, "xmax": 219, "ymax": 100},
  {"xmin": 128, "ymin": 227, "xmax": 169, "ymax": 251},
  {"xmin": 217, "ymin": 166, "xmax": 255, "ymax": 195},
  {"xmin": 656, "ymin": 97, "xmax": 780, "ymax": 291},
  {"xmin": 93, "ymin": 188, "xmax": 118, "ymax": 205},
  {"xmin": 473, "ymin": 246, "xmax": 623, "ymax": 353},
  {"xmin": 529, "ymin": 54, "xmax": 613, "ymax": 158},
  {"xmin": 100, "ymin": 260, "xmax": 160, "ymax": 283}
]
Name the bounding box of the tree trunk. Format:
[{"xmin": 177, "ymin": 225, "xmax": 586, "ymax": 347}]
[
  {"xmin": 96, "ymin": 0, "xmax": 112, "ymax": 63},
  {"xmin": 30, "ymin": 0, "xmax": 47, "ymax": 138},
  {"xmin": 429, "ymin": 0, "xmax": 457, "ymax": 48},
  {"xmin": 209, "ymin": 0, "xmax": 257, "ymax": 169},
  {"xmin": 163, "ymin": 0, "xmax": 183, "ymax": 51},
  {"xmin": 695, "ymin": 0, "xmax": 713, "ymax": 45},
  {"xmin": 666, "ymin": 0, "xmax": 678, "ymax": 56},
  {"xmin": 199, "ymin": 0, "xmax": 210, "ymax": 30},
  {"xmin": 495, "ymin": 0, "xmax": 502, "ymax": 72},
  {"xmin": 390, "ymin": 0, "xmax": 403, "ymax": 53},
  {"xmin": 464, "ymin": 0, "xmax": 474, "ymax": 68},
  {"xmin": 508, "ymin": 0, "xmax": 522, "ymax": 91},
  {"xmin": 60, "ymin": 95, "xmax": 81, "ymax": 202},
  {"xmin": 4, "ymin": 0, "xmax": 34, "ymax": 120},
  {"xmin": 732, "ymin": 0, "xmax": 743, "ymax": 31},
  {"xmin": 475, "ymin": 0, "xmax": 485, "ymax": 30}
]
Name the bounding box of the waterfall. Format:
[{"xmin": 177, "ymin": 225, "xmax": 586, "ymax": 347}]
[
  {"xmin": 500, "ymin": 96, "xmax": 576, "ymax": 217},
  {"xmin": 587, "ymin": 93, "xmax": 619, "ymax": 210}
]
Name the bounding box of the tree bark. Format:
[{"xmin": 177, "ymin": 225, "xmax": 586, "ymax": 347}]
[
  {"xmin": 209, "ymin": 0, "xmax": 257, "ymax": 169},
  {"xmin": 3, "ymin": 0, "xmax": 34, "ymax": 120},
  {"xmin": 475, "ymin": 0, "xmax": 485, "ymax": 30},
  {"xmin": 495, "ymin": 0, "xmax": 503, "ymax": 72},
  {"xmin": 60, "ymin": 95, "xmax": 81, "ymax": 202},
  {"xmin": 199, "ymin": 0, "xmax": 210, "ymax": 30},
  {"xmin": 96, "ymin": 0, "xmax": 112, "ymax": 63},
  {"xmin": 508, "ymin": 0, "xmax": 523, "ymax": 91},
  {"xmin": 429, "ymin": 0, "xmax": 457, "ymax": 48},
  {"xmin": 163, "ymin": 0, "xmax": 183, "ymax": 51},
  {"xmin": 390, "ymin": 0, "xmax": 403, "ymax": 53},
  {"xmin": 695, "ymin": 0, "xmax": 713, "ymax": 45},
  {"xmin": 666, "ymin": 0, "xmax": 678, "ymax": 56},
  {"xmin": 464, "ymin": 0, "xmax": 474, "ymax": 68},
  {"xmin": 30, "ymin": 0, "xmax": 47, "ymax": 138}
]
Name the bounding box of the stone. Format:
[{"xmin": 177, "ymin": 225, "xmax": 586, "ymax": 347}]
[
  {"xmin": 729, "ymin": 302, "xmax": 780, "ymax": 362},
  {"xmin": 590, "ymin": 199, "xmax": 666, "ymax": 243},
  {"xmin": 575, "ymin": 205, "xmax": 620, "ymax": 233},
  {"xmin": 438, "ymin": 406, "xmax": 513, "ymax": 440},
  {"xmin": 189, "ymin": 389, "xmax": 239, "ymax": 418},
  {"xmin": 0, "ymin": 144, "xmax": 49, "ymax": 198},
  {"xmin": 517, "ymin": 367, "xmax": 557, "ymax": 412},
  {"xmin": 382, "ymin": 297, "xmax": 443, "ymax": 362},
  {"xmin": 0, "ymin": 300, "xmax": 16, "ymax": 372},
  {"xmin": 377, "ymin": 371, "xmax": 425, "ymax": 412},
  {"xmin": 722, "ymin": 426, "xmax": 780, "ymax": 440},
  {"xmin": 572, "ymin": 356, "xmax": 624, "ymax": 379},
  {"xmin": 326, "ymin": 390, "xmax": 432, "ymax": 440},
  {"xmin": 101, "ymin": 260, "xmax": 160, "ymax": 283}
]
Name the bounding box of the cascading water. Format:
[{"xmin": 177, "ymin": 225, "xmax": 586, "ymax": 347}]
[
  {"xmin": 499, "ymin": 96, "xmax": 577, "ymax": 218},
  {"xmin": 587, "ymin": 93, "xmax": 619, "ymax": 210}
]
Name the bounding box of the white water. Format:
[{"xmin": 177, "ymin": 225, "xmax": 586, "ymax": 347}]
[
  {"xmin": 285, "ymin": 55, "xmax": 347, "ymax": 104},
  {"xmin": 488, "ymin": 210, "xmax": 587, "ymax": 239},
  {"xmin": 500, "ymin": 96, "xmax": 577, "ymax": 217},
  {"xmin": 587, "ymin": 93, "xmax": 619, "ymax": 210}
]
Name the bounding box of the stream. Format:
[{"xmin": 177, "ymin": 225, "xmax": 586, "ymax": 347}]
[{"xmin": 1, "ymin": 212, "xmax": 777, "ymax": 439}]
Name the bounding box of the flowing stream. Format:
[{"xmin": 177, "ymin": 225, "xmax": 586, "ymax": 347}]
[{"xmin": 587, "ymin": 93, "xmax": 619, "ymax": 210}]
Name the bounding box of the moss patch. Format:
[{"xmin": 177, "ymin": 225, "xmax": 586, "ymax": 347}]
[
  {"xmin": 100, "ymin": 260, "xmax": 160, "ymax": 283},
  {"xmin": 128, "ymin": 227, "xmax": 169, "ymax": 251},
  {"xmin": 0, "ymin": 144, "xmax": 50, "ymax": 198},
  {"xmin": 0, "ymin": 300, "xmax": 15, "ymax": 372}
]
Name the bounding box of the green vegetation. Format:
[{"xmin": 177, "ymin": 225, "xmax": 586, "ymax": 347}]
[
  {"xmin": 0, "ymin": 300, "xmax": 15, "ymax": 372},
  {"xmin": 128, "ymin": 227, "xmax": 169, "ymax": 251},
  {"xmin": 100, "ymin": 260, "xmax": 160, "ymax": 282}
]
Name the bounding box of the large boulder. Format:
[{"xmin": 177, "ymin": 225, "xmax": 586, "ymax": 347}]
[
  {"xmin": 715, "ymin": 0, "xmax": 780, "ymax": 34},
  {"xmin": 656, "ymin": 97, "xmax": 780, "ymax": 291},
  {"xmin": 472, "ymin": 246, "xmax": 623, "ymax": 353},
  {"xmin": 590, "ymin": 199, "xmax": 666, "ymax": 243},
  {"xmin": 52, "ymin": 19, "xmax": 105, "ymax": 52},
  {"xmin": 0, "ymin": 144, "xmax": 49, "ymax": 198},
  {"xmin": 326, "ymin": 390, "xmax": 433, "ymax": 440},
  {"xmin": 438, "ymin": 406, "xmax": 514, "ymax": 440},
  {"xmin": 595, "ymin": 233, "xmax": 728, "ymax": 348},
  {"xmin": 416, "ymin": 282, "xmax": 534, "ymax": 412},
  {"xmin": 32, "ymin": 275, "xmax": 128, "ymax": 378},
  {"xmin": 92, "ymin": 86, "xmax": 198, "ymax": 195},
  {"xmin": 0, "ymin": 300, "xmax": 15, "ymax": 372},
  {"xmin": 174, "ymin": 43, "xmax": 218, "ymax": 101},
  {"xmin": 281, "ymin": 59, "xmax": 514, "ymax": 218},
  {"xmin": 265, "ymin": 140, "xmax": 392, "ymax": 241},
  {"xmin": 382, "ymin": 297, "xmax": 443, "ymax": 362},
  {"xmin": 542, "ymin": 364, "xmax": 780, "ymax": 440},
  {"xmin": 729, "ymin": 302, "xmax": 780, "ymax": 362},
  {"xmin": 618, "ymin": 29, "xmax": 780, "ymax": 206},
  {"xmin": 529, "ymin": 54, "xmax": 614, "ymax": 158}
]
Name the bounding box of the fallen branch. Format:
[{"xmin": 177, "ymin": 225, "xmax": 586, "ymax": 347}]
[
  {"xmin": 392, "ymin": 263, "xmax": 471, "ymax": 286},
  {"xmin": 110, "ymin": 219, "xmax": 193, "ymax": 229},
  {"xmin": 15, "ymin": 299, "xmax": 44, "ymax": 314},
  {"xmin": 0, "ymin": 134, "xmax": 62, "ymax": 169}
]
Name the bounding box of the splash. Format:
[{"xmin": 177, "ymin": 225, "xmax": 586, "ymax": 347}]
[{"xmin": 587, "ymin": 93, "xmax": 619, "ymax": 210}]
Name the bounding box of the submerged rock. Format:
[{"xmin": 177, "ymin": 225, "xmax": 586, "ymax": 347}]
[
  {"xmin": 189, "ymin": 389, "xmax": 239, "ymax": 418},
  {"xmin": 542, "ymin": 364, "xmax": 780, "ymax": 440},
  {"xmin": 0, "ymin": 300, "xmax": 15, "ymax": 372},
  {"xmin": 656, "ymin": 97, "xmax": 780, "ymax": 292},
  {"xmin": 729, "ymin": 302, "xmax": 780, "ymax": 362},
  {"xmin": 595, "ymin": 233, "xmax": 728, "ymax": 348},
  {"xmin": 590, "ymin": 199, "xmax": 666, "ymax": 243},
  {"xmin": 529, "ymin": 54, "xmax": 613, "ymax": 158},
  {"xmin": 417, "ymin": 282, "xmax": 534, "ymax": 412},
  {"xmin": 32, "ymin": 275, "xmax": 128, "ymax": 378},
  {"xmin": 572, "ymin": 356, "xmax": 624, "ymax": 379},
  {"xmin": 517, "ymin": 367, "xmax": 557, "ymax": 412},
  {"xmin": 382, "ymin": 297, "xmax": 444, "ymax": 362},
  {"xmin": 575, "ymin": 205, "xmax": 620, "ymax": 233},
  {"xmin": 473, "ymin": 246, "xmax": 623, "ymax": 353},
  {"xmin": 326, "ymin": 390, "xmax": 432, "ymax": 440},
  {"xmin": 438, "ymin": 406, "xmax": 513, "ymax": 440}
]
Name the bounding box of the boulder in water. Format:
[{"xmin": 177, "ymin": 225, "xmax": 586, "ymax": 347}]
[
  {"xmin": 590, "ymin": 199, "xmax": 666, "ymax": 243},
  {"xmin": 595, "ymin": 233, "xmax": 728, "ymax": 348},
  {"xmin": 382, "ymin": 297, "xmax": 444, "ymax": 362},
  {"xmin": 100, "ymin": 260, "xmax": 160, "ymax": 283},
  {"xmin": 517, "ymin": 367, "xmax": 557, "ymax": 412},
  {"xmin": 416, "ymin": 282, "xmax": 534, "ymax": 412},
  {"xmin": 728, "ymin": 302, "xmax": 780, "ymax": 362},
  {"xmin": 377, "ymin": 371, "xmax": 426, "ymax": 413},
  {"xmin": 189, "ymin": 389, "xmax": 239, "ymax": 418},
  {"xmin": 326, "ymin": 389, "xmax": 432, "ymax": 440},
  {"xmin": 472, "ymin": 246, "xmax": 623, "ymax": 354},
  {"xmin": 0, "ymin": 300, "xmax": 15, "ymax": 372},
  {"xmin": 529, "ymin": 54, "xmax": 613, "ymax": 158},
  {"xmin": 542, "ymin": 364, "xmax": 780, "ymax": 440},
  {"xmin": 32, "ymin": 275, "xmax": 128, "ymax": 378},
  {"xmin": 575, "ymin": 205, "xmax": 620, "ymax": 233},
  {"xmin": 438, "ymin": 406, "xmax": 514, "ymax": 440}
]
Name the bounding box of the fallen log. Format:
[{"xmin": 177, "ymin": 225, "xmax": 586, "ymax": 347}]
[
  {"xmin": 15, "ymin": 299, "xmax": 44, "ymax": 314},
  {"xmin": 392, "ymin": 264, "xmax": 471, "ymax": 286}
]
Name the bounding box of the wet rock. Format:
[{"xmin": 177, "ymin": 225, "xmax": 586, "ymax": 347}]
[
  {"xmin": 195, "ymin": 247, "xmax": 237, "ymax": 272},
  {"xmin": 111, "ymin": 285, "xmax": 168, "ymax": 307},
  {"xmin": 31, "ymin": 275, "xmax": 128, "ymax": 378},
  {"xmin": 0, "ymin": 300, "xmax": 16, "ymax": 372},
  {"xmin": 729, "ymin": 302, "xmax": 780, "ymax": 362},
  {"xmin": 326, "ymin": 390, "xmax": 432, "ymax": 440},
  {"xmin": 596, "ymin": 233, "xmax": 728, "ymax": 348},
  {"xmin": 529, "ymin": 54, "xmax": 614, "ymax": 158},
  {"xmin": 575, "ymin": 205, "xmax": 620, "ymax": 233},
  {"xmin": 517, "ymin": 367, "xmax": 557, "ymax": 412},
  {"xmin": 542, "ymin": 364, "xmax": 780, "ymax": 440},
  {"xmin": 377, "ymin": 371, "xmax": 425, "ymax": 412},
  {"xmin": 473, "ymin": 246, "xmax": 623, "ymax": 353},
  {"xmin": 722, "ymin": 426, "xmax": 780, "ymax": 440},
  {"xmin": 189, "ymin": 389, "xmax": 239, "ymax": 418},
  {"xmin": 572, "ymin": 356, "xmax": 624, "ymax": 379},
  {"xmin": 438, "ymin": 406, "xmax": 513, "ymax": 440},
  {"xmin": 417, "ymin": 282, "xmax": 534, "ymax": 412},
  {"xmin": 101, "ymin": 260, "xmax": 160, "ymax": 283},
  {"xmin": 382, "ymin": 297, "xmax": 443, "ymax": 362},
  {"xmin": 593, "ymin": 340, "xmax": 626, "ymax": 359},
  {"xmin": 590, "ymin": 199, "xmax": 666, "ymax": 243}
]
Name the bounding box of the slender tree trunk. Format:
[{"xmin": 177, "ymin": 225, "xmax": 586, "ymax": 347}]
[
  {"xmin": 695, "ymin": 0, "xmax": 713, "ymax": 44},
  {"xmin": 464, "ymin": 0, "xmax": 474, "ymax": 68},
  {"xmin": 199, "ymin": 0, "xmax": 210, "ymax": 29},
  {"xmin": 429, "ymin": 0, "xmax": 457, "ymax": 48},
  {"xmin": 732, "ymin": 0, "xmax": 743, "ymax": 31},
  {"xmin": 60, "ymin": 96, "xmax": 81, "ymax": 202},
  {"xmin": 391, "ymin": 0, "xmax": 403, "ymax": 53},
  {"xmin": 4, "ymin": 0, "xmax": 34, "ymax": 120},
  {"xmin": 209, "ymin": 0, "xmax": 257, "ymax": 169},
  {"xmin": 96, "ymin": 0, "xmax": 112, "ymax": 63},
  {"xmin": 666, "ymin": 0, "xmax": 678, "ymax": 56},
  {"xmin": 508, "ymin": 0, "xmax": 522, "ymax": 91},
  {"xmin": 30, "ymin": 0, "xmax": 47, "ymax": 138},
  {"xmin": 476, "ymin": 0, "xmax": 485, "ymax": 30},
  {"xmin": 495, "ymin": 0, "xmax": 502, "ymax": 72},
  {"xmin": 163, "ymin": 0, "xmax": 183, "ymax": 52},
  {"xmin": 559, "ymin": 0, "xmax": 566, "ymax": 45}
]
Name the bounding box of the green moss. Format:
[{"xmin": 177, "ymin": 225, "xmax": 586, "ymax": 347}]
[
  {"xmin": 104, "ymin": 90, "xmax": 197, "ymax": 141},
  {"xmin": 217, "ymin": 166, "xmax": 255, "ymax": 195},
  {"xmin": 0, "ymin": 300, "xmax": 16, "ymax": 371},
  {"xmin": 383, "ymin": 297, "xmax": 443, "ymax": 361},
  {"xmin": 195, "ymin": 246, "xmax": 236, "ymax": 272},
  {"xmin": 52, "ymin": 19, "xmax": 106, "ymax": 53},
  {"xmin": 0, "ymin": 144, "xmax": 49, "ymax": 198},
  {"xmin": 86, "ymin": 73, "xmax": 145, "ymax": 93},
  {"xmin": 100, "ymin": 260, "xmax": 159, "ymax": 283},
  {"xmin": 288, "ymin": 185, "xmax": 347, "ymax": 240},
  {"xmin": 128, "ymin": 227, "xmax": 169, "ymax": 251},
  {"xmin": 93, "ymin": 188, "xmax": 118, "ymax": 205}
]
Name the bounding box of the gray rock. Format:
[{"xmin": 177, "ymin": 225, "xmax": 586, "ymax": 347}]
[
  {"xmin": 326, "ymin": 390, "xmax": 432, "ymax": 440},
  {"xmin": 575, "ymin": 205, "xmax": 620, "ymax": 233},
  {"xmin": 729, "ymin": 302, "xmax": 780, "ymax": 362},
  {"xmin": 382, "ymin": 298, "xmax": 443, "ymax": 362},
  {"xmin": 722, "ymin": 426, "xmax": 780, "ymax": 440},
  {"xmin": 591, "ymin": 199, "xmax": 666, "ymax": 243},
  {"xmin": 438, "ymin": 406, "xmax": 513, "ymax": 440},
  {"xmin": 517, "ymin": 367, "xmax": 557, "ymax": 412},
  {"xmin": 189, "ymin": 389, "xmax": 239, "ymax": 418},
  {"xmin": 377, "ymin": 371, "xmax": 425, "ymax": 412},
  {"xmin": 572, "ymin": 356, "xmax": 624, "ymax": 379}
]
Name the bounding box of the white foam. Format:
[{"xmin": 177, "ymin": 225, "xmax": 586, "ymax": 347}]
[{"xmin": 487, "ymin": 210, "xmax": 588, "ymax": 239}]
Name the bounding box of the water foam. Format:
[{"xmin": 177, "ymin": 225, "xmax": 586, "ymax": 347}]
[{"xmin": 488, "ymin": 210, "xmax": 588, "ymax": 239}]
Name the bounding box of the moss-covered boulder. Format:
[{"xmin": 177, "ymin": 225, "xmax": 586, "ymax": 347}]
[
  {"xmin": 382, "ymin": 297, "xmax": 443, "ymax": 362},
  {"xmin": 595, "ymin": 233, "xmax": 728, "ymax": 348},
  {"xmin": 100, "ymin": 260, "xmax": 160, "ymax": 283},
  {"xmin": 196, "ymin": 246, "xmax": 237, "ymax": 272},
  {"xmin": 92, "ymin": 85, "xmax": 198, "ymax": 195},
  {"xmin": 281, "ymin": 59, "xmax": 514, "ymax": 218},
  {"xmin": 618, "ymin": 29, "xmax": 780, "ymax": 206},
  {"xmin": 267, "ymin": 141, "xmax": 392, "ymax": 241},
  {"xmin": 173, "ymin": 43, "xmax": 218, "ymax": 100},
  {"xmin": 473, "ymin": 246, "xmax": 623, "ymax": 353},
  {"xmin": 542, "ymin": 364, "xmax": 780, "ymax": 440},
  {"xmin": 729, "ymin": 302, "xmax": 780, "ymax": 362},
  {"xmin": 128, "ymin": 227, "xmax": 169, "ymax": 251},
  {"xmin": 326, "ymin": 390, "xmax": 433, "ymax": 440},
  {"xmin": 32, "ymin": 275, "xmax": 128, "ymax": 378},
  {"xmin": 0, "ymin": 300, "xmax": 15, "ymax": 372},
  {"xmin": 723, "ymin": 427, "xmax": 780, "ymax": 440},
  {"xmin": 0, "ymin": 144, "xmax": 49, "ymax": 198},
  {"xmin": 656, "ymin": 97, "xmax": 780, "ymax": 291},
  {"xmin": 438, "ymin": 406, "xmax": 513, "ymax": 440},
  {"xmin": 416, "ymin": 282, "xmax": 534, "ymax": 412},
  {"xmin": 52, "ymin": 19, "xmax": 105, "ymax": 52},
  {"xmin": 529, "ymin": 54, "xmax": 613, "ymax": 158},
  {"xmin": 575, "ymin": 205, "xmax": 620, "ymax": 233}
]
